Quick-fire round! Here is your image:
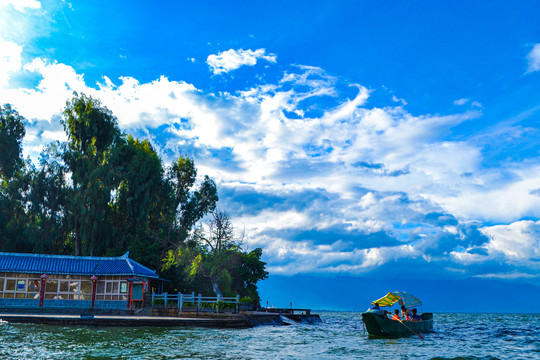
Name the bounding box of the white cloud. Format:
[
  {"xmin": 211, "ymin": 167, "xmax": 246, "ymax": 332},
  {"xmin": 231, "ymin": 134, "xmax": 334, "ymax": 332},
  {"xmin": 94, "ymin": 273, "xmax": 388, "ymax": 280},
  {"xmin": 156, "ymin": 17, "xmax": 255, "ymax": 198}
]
[
  {"xmin": 526, "ymin": 43, "xmax": 540, "ymax": 73},
  {"xmin": 481, "ymin": 220, "xmax": 540, "ymax": 260},
  {"xmin": 264, "ymin": 239, "xmax": 419, "ymax": 275},
  {"xmin": 474, "ymin": 271, "xmax": 539, "ymax": 280},
  {"xmin": 241, "ymin": 210, "xmax": 312, "ymax": 233},
  {"xmin": 2, "ymin": 54, "xmax": 513, "ymax": 227},
  {"xmin": 360, "ymin": 244, "xmax": 418, "ymax": 268},
  {"xmin": 453, "ymin": 98, "xmax": 482, "ymax": 108},
  {"xmin": 0, "ymin": 58, "xmax": 86, "ymax": 121},
  {"xmin": 0, "ymin": 3, "xmax": 47, "ymax": 51},
  {"xmin": 4, "ymin": 38, "xmax": 540, "ymax": 279},
  {"xmin": 454, "ymin": 98, "xmax": 468, "ymax": 105},
  {"xmin": 471, "ymin": 101, "xmax": 482, "ymax": 108},
  {"xmin": 206, "ymin": 48, "xmax": 277, "ymax": 74},
  {"xmin": 437, "ymin": 166, "xmax": 540, "ymax": 222},
  {"xmin": 0, "ymin": 38, "xmax": 22, "ymax": 87},
  {"xmin": 41, "ymin": 130, "xmax": 67, "ymax": 142},
  {"xmin": 0, "ymin": 0, "xmax": 41, "ymax": 12},
  {"xmin": 392, "ymin": 95, "xmax": 407, "ymax": 105},
  {"xmin": 450, "ymin": 251, "xmax": 485, "ymax": 265},
  {"xmin": 359, "ymin": 192, "xmax": 377, "ymax": 209}
]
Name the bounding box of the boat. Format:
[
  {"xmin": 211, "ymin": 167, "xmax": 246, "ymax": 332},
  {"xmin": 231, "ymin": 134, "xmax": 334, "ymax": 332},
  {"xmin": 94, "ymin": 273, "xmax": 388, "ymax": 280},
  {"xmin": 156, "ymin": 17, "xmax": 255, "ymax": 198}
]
[{"xmin": 361, "ymin": 291, "xmax": 434, "ymax": 337}]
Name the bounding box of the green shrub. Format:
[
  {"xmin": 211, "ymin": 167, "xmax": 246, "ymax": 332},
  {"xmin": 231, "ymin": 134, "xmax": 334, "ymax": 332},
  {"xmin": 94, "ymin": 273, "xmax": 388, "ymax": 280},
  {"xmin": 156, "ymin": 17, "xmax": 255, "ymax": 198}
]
[{"xmin": 217, "ymin": 300, "xmax": 236, "ymax": 310}]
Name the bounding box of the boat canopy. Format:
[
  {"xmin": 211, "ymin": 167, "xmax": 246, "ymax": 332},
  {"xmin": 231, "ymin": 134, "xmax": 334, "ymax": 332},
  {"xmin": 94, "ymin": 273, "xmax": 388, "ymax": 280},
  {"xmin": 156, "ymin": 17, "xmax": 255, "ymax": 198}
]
[{"xmin": 371, "ymin": 292, "xmax": 423, "ymax": 308}]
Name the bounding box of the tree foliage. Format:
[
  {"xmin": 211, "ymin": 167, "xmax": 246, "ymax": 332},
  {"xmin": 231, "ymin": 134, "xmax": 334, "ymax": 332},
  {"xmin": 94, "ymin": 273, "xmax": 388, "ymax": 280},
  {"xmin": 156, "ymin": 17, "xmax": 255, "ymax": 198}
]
[
  {"xmin": 0, "ymin": 104, "xmax": 32, "ymax": 252},
  {"xmin": 61, "ymin": 93, "xmax": 122, "ymax": 255},
  {"xmin": 0, "ymin": 95, "xmax": 267, "ymax": 302},
  {"xmin": 167, "ymin": 210, "xmax": 268, "ymax": 303},
  {"xmin": 0, "ymin": 104, "xmax": 25, "ymax": 179}
]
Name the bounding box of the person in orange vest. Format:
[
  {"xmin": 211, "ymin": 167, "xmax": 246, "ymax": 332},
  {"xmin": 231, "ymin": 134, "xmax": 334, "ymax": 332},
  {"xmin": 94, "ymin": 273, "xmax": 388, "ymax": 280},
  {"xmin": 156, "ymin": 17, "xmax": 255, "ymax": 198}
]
[{"xmin": 392, "ymin": 309, "xmax": 401, "ymax": 320}]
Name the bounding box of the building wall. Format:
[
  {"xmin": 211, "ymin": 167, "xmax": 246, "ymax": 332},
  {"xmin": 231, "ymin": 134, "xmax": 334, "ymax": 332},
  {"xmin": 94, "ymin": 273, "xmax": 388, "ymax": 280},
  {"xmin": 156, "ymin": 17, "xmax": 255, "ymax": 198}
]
[
  {"xmin": 0, "ymin": 298, "xmax": 128, "ymax": 310},
  {"xmin": 0, "ymin": 272, "xmax": 142, "ymax": 309}
]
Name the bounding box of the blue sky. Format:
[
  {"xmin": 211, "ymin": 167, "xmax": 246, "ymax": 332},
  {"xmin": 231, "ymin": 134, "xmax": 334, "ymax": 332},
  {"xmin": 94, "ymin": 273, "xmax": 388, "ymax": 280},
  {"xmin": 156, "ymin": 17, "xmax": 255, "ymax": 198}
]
[{"xmin": 1, "ymin": 0, "xmax": 540, "ymax": 311}]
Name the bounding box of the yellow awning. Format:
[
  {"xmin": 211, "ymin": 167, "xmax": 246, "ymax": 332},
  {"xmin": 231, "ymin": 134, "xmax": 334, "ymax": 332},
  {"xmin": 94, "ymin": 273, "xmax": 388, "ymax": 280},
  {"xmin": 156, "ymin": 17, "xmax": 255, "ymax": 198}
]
[
  {"xmin": 371, "ymin": 291, "xmax": 423, "ymax": 308},
  {"xmin": 372, "ymin": 292, "xmax": 402, "ymax": 307}
]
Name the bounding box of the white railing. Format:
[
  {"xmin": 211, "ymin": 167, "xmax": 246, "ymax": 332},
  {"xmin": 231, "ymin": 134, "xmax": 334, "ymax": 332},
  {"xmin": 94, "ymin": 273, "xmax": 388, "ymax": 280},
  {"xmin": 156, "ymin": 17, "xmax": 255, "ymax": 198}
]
[{"xmin": 151, "ymin": 292, "xmax": 240, "ymax": 313}]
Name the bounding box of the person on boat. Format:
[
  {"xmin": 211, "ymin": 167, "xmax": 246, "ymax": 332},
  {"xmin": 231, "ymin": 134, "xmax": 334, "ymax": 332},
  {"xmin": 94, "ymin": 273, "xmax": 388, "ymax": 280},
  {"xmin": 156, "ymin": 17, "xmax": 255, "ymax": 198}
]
[
  {"xmin": 369, "ymin": 302, "xmax": 381, "ymax": 311},
  {"xmin": 401, "ymin": 305, "xmax": 411, "ymax": 320},
  {"xmin": 392, "ymin": 309, "xmax": 401, "ymax": 320},
  {"xmin": 382, "ymin": 310, "xmax": 391, "ymax": 319},
  {"xmin": 410, "ymin": 308, "xmax": 422, "ymax": 321}
]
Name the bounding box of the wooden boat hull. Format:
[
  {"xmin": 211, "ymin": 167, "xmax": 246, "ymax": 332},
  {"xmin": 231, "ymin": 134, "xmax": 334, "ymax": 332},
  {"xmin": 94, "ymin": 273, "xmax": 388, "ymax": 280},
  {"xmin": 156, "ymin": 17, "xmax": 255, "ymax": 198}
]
[{"xmin": 361, "ymin": 311, "xmax": 433, "ymax": 337}]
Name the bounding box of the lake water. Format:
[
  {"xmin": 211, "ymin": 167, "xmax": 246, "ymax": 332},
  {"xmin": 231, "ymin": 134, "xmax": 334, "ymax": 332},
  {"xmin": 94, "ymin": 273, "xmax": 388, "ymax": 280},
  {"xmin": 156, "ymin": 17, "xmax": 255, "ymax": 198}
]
[{"xmin": 1, "ymin": 312, "xmax": 539, "ymax": 359}]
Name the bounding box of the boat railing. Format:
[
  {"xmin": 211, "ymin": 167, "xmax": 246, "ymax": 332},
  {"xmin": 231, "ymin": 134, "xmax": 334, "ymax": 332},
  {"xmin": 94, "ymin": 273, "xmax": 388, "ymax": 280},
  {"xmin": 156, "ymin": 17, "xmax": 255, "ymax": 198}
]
[{"xmin": 151, "ymin": 292, "xmax": 240, "ymax": 313}]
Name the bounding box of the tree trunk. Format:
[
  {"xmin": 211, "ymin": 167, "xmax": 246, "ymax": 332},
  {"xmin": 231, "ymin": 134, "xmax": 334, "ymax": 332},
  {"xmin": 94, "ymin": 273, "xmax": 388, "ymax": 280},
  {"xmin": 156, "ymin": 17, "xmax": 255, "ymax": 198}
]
[
  {"xmin": 212, "ymin": 280, "xmax": 223, "ymax": 298},
  {"xmin": 74, "ymin": 216, "xmax": 80, "ymax": 256}
]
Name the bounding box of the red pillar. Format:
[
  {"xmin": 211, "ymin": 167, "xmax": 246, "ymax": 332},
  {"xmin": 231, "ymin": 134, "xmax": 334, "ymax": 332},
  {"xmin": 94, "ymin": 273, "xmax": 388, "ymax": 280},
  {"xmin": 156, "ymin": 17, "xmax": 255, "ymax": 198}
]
[
  {"xmin": 91, "ymin": 275, "xmax": 98, "ymax": 309},
  {"xmin": 127, "ymin": 282, "xmax": 133, "ymax": 310},
  {"xmin": 39, "ymin": 274, "xmax": 48, "ymax": 307}
]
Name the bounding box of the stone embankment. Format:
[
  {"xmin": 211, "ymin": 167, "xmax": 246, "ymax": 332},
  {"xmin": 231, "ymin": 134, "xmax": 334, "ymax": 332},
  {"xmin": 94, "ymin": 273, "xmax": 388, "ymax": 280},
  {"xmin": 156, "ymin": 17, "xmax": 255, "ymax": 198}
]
[{"xmin": 0, "ymin": 310, "xmax": 321, "ymax": 328}]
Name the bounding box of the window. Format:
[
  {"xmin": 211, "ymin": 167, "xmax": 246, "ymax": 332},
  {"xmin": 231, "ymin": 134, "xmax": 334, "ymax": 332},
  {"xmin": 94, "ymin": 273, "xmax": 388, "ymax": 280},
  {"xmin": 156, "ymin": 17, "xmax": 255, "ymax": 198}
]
[
  {"xmin": 0, "ymin": 275, "xmax": 40, "ymax": 299},
  {"xmin": 50, "ymin": 278, "xmax": 90, "ymax": 300},
  {"xmin": 5, "ymin": 279, "xmax": 16, "ymax": 291},
  {"xmin": 0, "ymin": 274, "xmax": 131, "ymax": 301},
  {"xmin": 45, "ymin": 279, "xmax": 59, "ymax": 299},
  {"xmin": 81, "ymin": 281, "xmax": 92, "ymax": 294},
  {"xmin": 27, "ymin": 279, "xmax": 40, "ymax": 299},
  {"xmin": 59, "ymin": 280, "xmax": 69, "ymax": 293},
  {"xmin": 3, "ymin": 278, "xmax": 25, "ymax": 298},
  {"xmin": 28, "ymin": 279, "xmax": 39, "ymax": 292},
  {"xmin": 96, "ymin": 279, "xmax": 128, "ymax": 301}
]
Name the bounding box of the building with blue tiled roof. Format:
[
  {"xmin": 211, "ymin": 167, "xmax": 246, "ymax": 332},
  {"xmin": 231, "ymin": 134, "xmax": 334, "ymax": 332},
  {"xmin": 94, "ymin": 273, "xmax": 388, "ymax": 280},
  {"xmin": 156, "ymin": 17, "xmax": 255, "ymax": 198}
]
[{"xmin": 0, "ymin": 252, "xmax": 158, "ymax": 311}]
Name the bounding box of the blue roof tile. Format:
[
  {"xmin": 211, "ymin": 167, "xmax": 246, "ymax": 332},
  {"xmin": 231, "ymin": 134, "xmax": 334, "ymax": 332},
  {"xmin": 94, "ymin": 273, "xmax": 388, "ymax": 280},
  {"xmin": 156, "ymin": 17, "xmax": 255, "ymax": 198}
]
[{"xmin": 0, "ymin": 252, "xmax": 158, "ymax": 278}]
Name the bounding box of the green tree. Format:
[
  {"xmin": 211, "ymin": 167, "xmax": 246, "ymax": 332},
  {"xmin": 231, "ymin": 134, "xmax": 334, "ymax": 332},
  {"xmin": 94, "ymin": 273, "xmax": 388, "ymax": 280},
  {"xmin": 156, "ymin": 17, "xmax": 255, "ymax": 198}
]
[
  {"xmin": 61, "ymin": 93, "xmax": 121, "ymax": 255},
  {"xmin": 0, "ymin": 104, "xmax": 33, "ymax": 252},
  {"xmin": 0, "ymin": 164, "xmax": 33, "ymax": 252},
  {"xmin": 157, "ymin": 156, "xmax": 218, "ymax": 254},
  {"xmin": 231, "ymin": 248, "xmax": 268, "ymax": 304},
  {"xmin": 168, "ymin": 210, "xmax": 268, "ymax": 303},
  {"xmin": 0, "ymin": 104, "xmax": 26, "ymax": 179},
  {"xmin": 170, "ymin": 157, "xmax": 218, "ymax": 236},
  {"xmin": 107, "ymin": 135, "xmax": 172, "ymax": 268},
  {"xmin": 26, "ymin": 143, "xmax": 70, "ymax": 254},
  {"xmin": 60, "ymin": 94, "xmax": 218, "ymax": 265},
  {"xmin": 0, "ymin": 97, "xmax": 259, "ymax": 299}
]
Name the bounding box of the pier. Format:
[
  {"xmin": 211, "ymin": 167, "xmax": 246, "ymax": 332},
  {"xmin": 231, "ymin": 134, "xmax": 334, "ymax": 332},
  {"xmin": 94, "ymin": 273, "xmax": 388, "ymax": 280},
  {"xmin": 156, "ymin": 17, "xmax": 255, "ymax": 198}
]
[
  {"xmin": 0, "ymin": 311, "xmax": 321, "ymax": 328},
  {"xmin": 0, "ymin": 290, "xmax": 321, "ymax": 328}
]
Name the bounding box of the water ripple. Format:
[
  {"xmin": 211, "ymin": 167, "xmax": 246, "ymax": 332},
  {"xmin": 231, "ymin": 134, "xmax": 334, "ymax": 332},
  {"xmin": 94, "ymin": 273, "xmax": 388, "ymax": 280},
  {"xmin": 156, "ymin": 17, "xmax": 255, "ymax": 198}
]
[{"xmin": 0, "ymin": 312, "xmax": 539, "ymax": 359}]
